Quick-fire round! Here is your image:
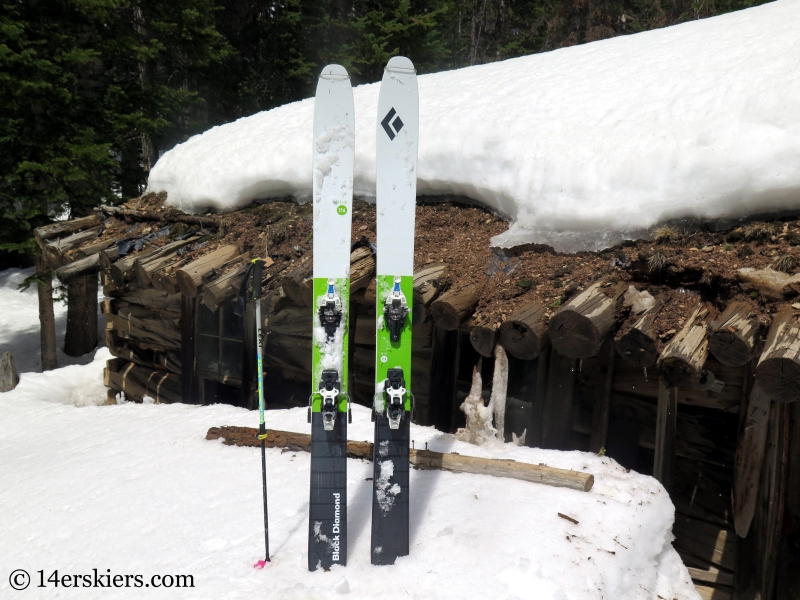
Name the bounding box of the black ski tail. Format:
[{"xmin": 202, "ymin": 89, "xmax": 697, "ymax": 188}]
[
  {"xmin": 370, "ymin": 412, "xmax": 410, "ymax": 565},
  {"xmin": 308, "ymin": 411, "xmax": 348, "ymax": 570}
]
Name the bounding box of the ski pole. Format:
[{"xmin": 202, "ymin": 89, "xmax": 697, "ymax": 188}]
[{"xmin": 251, "ymin": 258, "xmax": 270, "ymax": 564}]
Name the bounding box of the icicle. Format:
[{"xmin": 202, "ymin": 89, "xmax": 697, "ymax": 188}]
[
  {"xmin": 490, "ymin": 344, "xmax": 509, "ymax": 443},
  {"xmin": 643, "ymin": 367, "xmax": 648, "ymax": 381},
  {"xmin": 578, "ymin": 358, "xmax": 583, "ymax": 373}
]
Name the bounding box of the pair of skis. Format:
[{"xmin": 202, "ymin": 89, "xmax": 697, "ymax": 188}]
[{"xmin": 308, "ymin": 58, "xmax": 418, "ymax": 570}]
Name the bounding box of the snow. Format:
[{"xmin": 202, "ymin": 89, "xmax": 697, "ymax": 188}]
[
  {"xmin": 0, "ymin": 270, "xmax": 700, "ymax": 599},
  {"xmin": 148, "ymin": 1, "xmax": 800, "ymax": 252}
]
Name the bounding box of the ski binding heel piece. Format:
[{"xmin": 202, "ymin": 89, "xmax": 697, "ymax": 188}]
[
  {"xmin": 317, "ymin": 279, "xmax": 343, "ymax": 341},
  {"xmin": 384, "ymin": 368, "xmax": 406, "ymax": 430},
  {"xmin": 319, "ymin": 370, "xmax": 340, "ymax": 431},
  {"xmin": 384, "ymin": 277, "xmax": 409, "ymax": 343}
]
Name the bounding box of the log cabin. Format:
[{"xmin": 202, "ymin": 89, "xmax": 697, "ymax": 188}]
[{"xmin": 35, "ymin": 193, "xmax": 800, "ymax": 600}]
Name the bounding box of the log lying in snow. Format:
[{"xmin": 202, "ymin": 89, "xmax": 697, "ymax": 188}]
[
  {"xmin": 499, "ymin": 300, "xmax": 547, "ymax": 360},
  {"xmin": 737, "ymin": 267, "xmax": 800, "ymax": 301},
  {"xmin": 430, "ymin": 280, "xmax": 485, "ymax": 331},
  {"xmin": 96, "ymin": 204, "xmax": 219, "ymax": 228},
  {"xmin": 176, "ymin": 245, "xmax": 241, "ymax": 298},
  {"xmin": 205, "ymin": 426, "xmax": 594, "ymax": 492},
  {"xmin": 34, "ymin": 214, "xmax": 101, "ymax": 247},
  {"xmin": 707, "ymin": 301, "xmax": 760, "ymax": 367},
  {"xmin": 756, "ymin": 306, "xmax": 800, "ymax": 402},
  {"xmin": 412, "ymin": 262, "xmax": 448, "ymax": 323},
  {"xmin": 657, "ymin": 302, "xmax": 716, "ymax": 387},
  {"xmin": 549, "ymin": 281, "xmax": 626, "ymax": 359},
  {"xmin": 614, "ymin": 295, "xmax": 664, "ymax": 368}
]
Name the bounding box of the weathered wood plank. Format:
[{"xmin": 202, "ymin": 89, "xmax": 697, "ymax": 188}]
[
  {"xmin": 541, "ymin": 349, "xmax": 576, "ymax": 450},
  {"xmin": 653, "ymin": 379, "xmax": 678, "ymax": 492},
  {"xmin": 732, "ymin": 383, "xmax": 770, "ymax": 538},
  {"xmin": 176, "ymin": 245, "xmax": 242, "ymax": 298},
  {"xmin": 431, "ymin": 280, "xmax": 485, "ymax": 331}
]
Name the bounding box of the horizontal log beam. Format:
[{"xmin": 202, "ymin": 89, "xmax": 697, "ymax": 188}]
[{"xmin": 96, "ymin": 204, "xmax": 219, "ymax": 228}]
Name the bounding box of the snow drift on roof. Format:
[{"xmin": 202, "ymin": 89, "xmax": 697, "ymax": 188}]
[{"xmin": 147, "ymin": 0, "xmax": 800, "ymax": 253}]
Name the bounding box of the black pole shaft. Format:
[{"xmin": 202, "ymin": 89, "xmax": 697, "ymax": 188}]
[{"xmin": 260, "ymin": 428, "xmax": 270, "ymax": 561}]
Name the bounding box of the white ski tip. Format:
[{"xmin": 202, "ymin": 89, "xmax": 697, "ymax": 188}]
[
  {"xmin": 385, "ymin": 56, "xmax": 415, "ymax": 73},
  {"xmin": 320, "ymin": 64, "xmax": 349, "ymax": 79}
]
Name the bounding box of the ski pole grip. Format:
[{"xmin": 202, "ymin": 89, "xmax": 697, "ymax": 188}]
[{"xmin": 252, "ymin": 259, "xmax": 265, "ymax": 300}]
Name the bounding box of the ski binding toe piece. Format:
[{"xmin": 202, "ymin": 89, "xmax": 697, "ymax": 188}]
[
  {"xmin": 318, "ymin": 279, "xmax": 343, "ymax": 340},
  {"xmin": 384, "ymin": 277, "xmax": 409, "ymax": 343},
  {"xmin": 319, "ymin": 370, "xmax": 340, "ymax": 431}
]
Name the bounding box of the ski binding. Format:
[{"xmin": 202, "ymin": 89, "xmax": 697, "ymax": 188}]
[
  {"xmin": 318, "ymin": 370, "xmax": 341, "ymax": 430},
  {"xmin": 318, "ymin": 279, "xmax": 343, "ymax": 340},
  {"xmin": 384, "ymin": 277, "xmax": 409, "ymax": 342},
  {"xmin": 373, "ymin": 368, "xmax": 406, "ymax": 429}
]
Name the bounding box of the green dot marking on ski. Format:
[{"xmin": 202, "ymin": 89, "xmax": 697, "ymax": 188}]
[{"xmin": 337, "ymin": 205, "xmax": 347, "ymax": 215}]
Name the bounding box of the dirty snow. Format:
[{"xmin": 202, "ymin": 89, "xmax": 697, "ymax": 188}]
[
  {"xmin": 0, "ymin": 269, "xmax": 699, "ymax": 599},
  {"xmin": 148, "ymin": 1, "xmax": 800, "ymax": 252}
]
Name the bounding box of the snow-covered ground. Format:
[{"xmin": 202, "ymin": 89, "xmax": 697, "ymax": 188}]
[
  {"xmin": 0, "ymin": 268, "xmax": 699, "ymax": 599},
  {"xmin": 0, "ymin": 268, "xmax": 104, "ymax": 373},
  {"xmin": 148, "ymin": 0, "xmax": 800, "ymax": 252}
]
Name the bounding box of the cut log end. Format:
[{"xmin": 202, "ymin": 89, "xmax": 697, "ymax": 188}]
[
  {"xmin": 549, "ymin": 312, "xmax": 603, "ymax": 359},
  {"xmin": 756, "ymin": 358, "xmax": 800, "ymax": 402},
  {"xmin": 707, "ymin": 331, "xmax": 753, "ymax": 367},
  {"xmin": 499, "ymin": 320, "xmax": 541, "ymax": 360},
  {"xmin": 469, "ymin": 325, "xmax": 498, "ymax": 357},
  {"xmin": 615, "ymin": 328, "xmax": 659, "ymax": 368}
]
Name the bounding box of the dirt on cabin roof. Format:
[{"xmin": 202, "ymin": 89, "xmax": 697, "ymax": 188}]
[{"xmin": 106, "ymin": 193, "xmax": 800, "ymax": 338}]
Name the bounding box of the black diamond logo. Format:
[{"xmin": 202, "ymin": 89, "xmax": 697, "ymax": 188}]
[{"xmin": 381, "ymin": 107, "xmax": 404, "ymax": 141}]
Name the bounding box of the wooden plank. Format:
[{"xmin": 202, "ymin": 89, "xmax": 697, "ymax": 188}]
[
  {"xmin": 734, "ymin": 403, "xmax": 789, "ymax": 600},
  {"xmin": 653, "ymin": 379, "xmax": 677, "ymax": 492},
  {"xmin": 688, "ymin": 567, "xmax": 735, "ymax": 587},
  {"xmin": 708, "ymin": 300, "xmax": 760, "ymax": 367},
  {"xmin": 673, "ymin": 514, "xmax": 737, "ymax": 572},
  {"xmin": 694, "ymin": 584, "xmax": 732, "ymax": 600},
  {"xmin": 589, "ymin": 338, "xmax": 616, "ymax": 453},
  {"xmin": 541, "ymin": 349, "xmax": 576, "ymax": 450},
  {"xmin": 776, "ymin": 401, "xmax": 800, "ymax": 599},
  {"xmin": 429, "ymin": 325, "xmax": 460, "ymax": 433},
  {"xmin": 612, "ymin": 357, "xmax": 742, "ymax": 412},
  {"xmin": 732, "ymin": 383, "xmax": 770, "ymax": 537}
]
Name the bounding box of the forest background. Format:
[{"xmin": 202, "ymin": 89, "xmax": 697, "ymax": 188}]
[{"xmin": 0, "ymin": 0, "xmax": 770, "ymax": 262}]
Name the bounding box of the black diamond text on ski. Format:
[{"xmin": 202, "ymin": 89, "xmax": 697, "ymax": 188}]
[{"xmin": 381, "ymin": 108, "xmax": 404, "ymax": 141}]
